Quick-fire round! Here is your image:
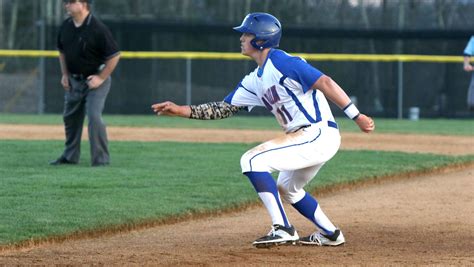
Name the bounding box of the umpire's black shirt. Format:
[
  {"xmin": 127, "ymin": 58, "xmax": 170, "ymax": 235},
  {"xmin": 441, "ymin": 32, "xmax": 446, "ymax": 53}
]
[{"xmin": 57, "ymin": 13, "xmax": 119, "ymax": 77}]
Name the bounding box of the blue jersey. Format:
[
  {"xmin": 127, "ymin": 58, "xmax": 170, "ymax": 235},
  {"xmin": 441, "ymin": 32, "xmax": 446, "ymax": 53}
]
[
  {"xmin": 224, "ymin": 49, "xmax": 336, "ymax": 133},
  {"xmin": 464, "ymin": 36, "xmax": 474, "ymax": 56}
]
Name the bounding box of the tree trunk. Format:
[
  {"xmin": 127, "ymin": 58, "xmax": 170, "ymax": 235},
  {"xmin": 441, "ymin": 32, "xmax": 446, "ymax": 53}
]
[
  {"xmin": 435, "ymin": 0, "xmax": 451, "ymax": 115},
  {"xmin": 245, "ymin": 0, "xmax": 252, "ymax": 15},
  {"xmin": 55, "ymin": 0, "xmax": 63, "ymax": 26},
  {"xmin": 395, "ymin": 0, "xmax": 404, "ymax": 53},
  {"xmin": 0, "ymin": 0, "xmax": 4, "ymax": 48},
  {"xmin": 7, "ymin": 0, "xmax": 19, "ymax": 49},
  {"xmin": 359, "ymin": 0, "xmax": 383, "ymax": 112}
]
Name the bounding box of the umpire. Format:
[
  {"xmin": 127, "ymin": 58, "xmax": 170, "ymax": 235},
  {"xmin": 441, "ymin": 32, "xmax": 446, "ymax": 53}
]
[{"xmin": 50, "ymin": 0, "xmax": 120, "ymax": 167}]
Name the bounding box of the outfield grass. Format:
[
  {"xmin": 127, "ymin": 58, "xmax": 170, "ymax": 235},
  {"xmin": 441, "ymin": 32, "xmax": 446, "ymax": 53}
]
[
  {"xmin": 0, "ymin": 113, "xmax": 473, "ymax": 135},
  {"xmin": 0, "ymin": 140, "xmax": 472, "ymax": 246}
]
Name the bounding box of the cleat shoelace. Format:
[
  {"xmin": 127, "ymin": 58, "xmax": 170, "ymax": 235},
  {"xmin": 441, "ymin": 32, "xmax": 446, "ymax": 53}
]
[
  {"xmin": 308, "ymin": 232, "xmax": 323, "ymax": 245},
  {"xmin": 267, "ymin": 226, "xmax": 277, "ymax": 237}
]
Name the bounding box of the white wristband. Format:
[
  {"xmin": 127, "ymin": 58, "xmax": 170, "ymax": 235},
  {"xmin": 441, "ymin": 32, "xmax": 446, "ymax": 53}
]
[{"xmin": 343, "ymin": 103, "xmax": 360, "ymax": 120}]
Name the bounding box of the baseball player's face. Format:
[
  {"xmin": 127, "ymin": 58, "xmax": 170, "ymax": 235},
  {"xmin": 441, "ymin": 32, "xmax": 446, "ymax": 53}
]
[{"xmin": 239, "ymin": 33, "xmax": 256, "ymax": 56}]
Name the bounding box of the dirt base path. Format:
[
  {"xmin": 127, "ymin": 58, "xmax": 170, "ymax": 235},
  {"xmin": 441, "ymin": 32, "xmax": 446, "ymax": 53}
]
[
  {"xmin": 0, "ymin": 124, "xmax": 473, "ymax": 155},
  {"xmin": 1, "ymin": 166, "xmax": 472, "ymax": 266},
  {"xmin": 0, "ymin": 124, "xmax": 473, "ymax": 265}
]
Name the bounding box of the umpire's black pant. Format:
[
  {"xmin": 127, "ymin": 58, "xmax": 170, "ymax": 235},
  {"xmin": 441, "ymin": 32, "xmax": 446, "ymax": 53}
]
[{"xmin": 60, "ymin": 76, "xmax": 111, "ymax": 166}]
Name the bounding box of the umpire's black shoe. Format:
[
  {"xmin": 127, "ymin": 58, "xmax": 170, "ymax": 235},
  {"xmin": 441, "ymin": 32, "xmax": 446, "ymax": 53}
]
[{"xmin": 49, "ymin": 157, "xmax": 76, "ymax": 166}]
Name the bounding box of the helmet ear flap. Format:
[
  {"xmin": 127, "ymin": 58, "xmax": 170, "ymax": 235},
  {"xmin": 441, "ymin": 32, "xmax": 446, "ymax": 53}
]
[{"xmin": 250, "ymin": 38, "xmax": 266, "ymax": 50}]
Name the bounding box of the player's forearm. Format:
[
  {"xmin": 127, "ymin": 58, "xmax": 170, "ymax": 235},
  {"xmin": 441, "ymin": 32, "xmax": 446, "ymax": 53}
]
[
  {"xmin": 314, "ymin": 75, "xmax": 364, "ymax": 120},
  {"xmin": 189, "ymin": 101, "xmax": 243, "ymax": 120},
  {"xmin": 179, "ymin": 105, "xmax": 192, "ymax": 117},
  {"xmin": 314, "ymin": 75, "xmax": 351, "ymax": 109}
]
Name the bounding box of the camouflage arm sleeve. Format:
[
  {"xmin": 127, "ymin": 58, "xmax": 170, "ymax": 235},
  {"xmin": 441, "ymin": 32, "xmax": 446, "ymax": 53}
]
[{"xmin": 189, "ymin": 101, "xmax": 245, "ymax": 120}]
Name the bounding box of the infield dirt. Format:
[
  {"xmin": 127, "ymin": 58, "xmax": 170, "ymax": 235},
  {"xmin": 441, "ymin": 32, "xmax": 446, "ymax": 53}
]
[{"xmin": 0, "ymin": 125, "xmax": 473, "ymax": 266}]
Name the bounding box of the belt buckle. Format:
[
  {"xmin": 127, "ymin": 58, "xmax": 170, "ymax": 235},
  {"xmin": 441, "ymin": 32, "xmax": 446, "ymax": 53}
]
[{"xmin": 71, "ymin": 74, "xmax": 84, "ymax": 80}]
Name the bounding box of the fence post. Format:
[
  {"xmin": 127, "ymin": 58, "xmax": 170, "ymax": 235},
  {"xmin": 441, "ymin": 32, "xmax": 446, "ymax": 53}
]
[
  {"xmin": 397, "ymin": 60, "xmax": 403, "ymax": 119},
  {"xmin": 185, "ymin": 58, "xmax": 192, "ymax": 105}
]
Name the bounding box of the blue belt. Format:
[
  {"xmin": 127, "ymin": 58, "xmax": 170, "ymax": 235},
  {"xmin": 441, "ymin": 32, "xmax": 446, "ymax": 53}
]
[{"xmin": 295, "ymin": 121, "xmax": 338, "ymax": 132}]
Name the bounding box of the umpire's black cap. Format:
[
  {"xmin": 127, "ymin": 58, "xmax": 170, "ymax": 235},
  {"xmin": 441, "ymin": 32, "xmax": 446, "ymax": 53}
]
[{"xmin": 63, "ymin": 0, "xmax": 93, "ymax": 4}]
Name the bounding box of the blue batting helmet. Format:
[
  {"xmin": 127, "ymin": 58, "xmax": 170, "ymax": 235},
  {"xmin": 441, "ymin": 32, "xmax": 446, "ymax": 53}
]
[{"xmin": 233, "ymin": 13, "xmax": 282, "ymax": 50}]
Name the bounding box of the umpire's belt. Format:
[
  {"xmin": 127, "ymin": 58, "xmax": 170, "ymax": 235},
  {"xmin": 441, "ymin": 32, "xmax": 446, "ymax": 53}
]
[{"xmin": 70, "ymin": 73, "xmax": 87, "ymax": 80}]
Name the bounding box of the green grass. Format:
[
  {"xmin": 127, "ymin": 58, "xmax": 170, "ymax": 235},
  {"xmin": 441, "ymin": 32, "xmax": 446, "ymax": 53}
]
[
  {"xmin": 0, "ymin": 113, "xmax": 472, "ymax": 245},
  {"xmin": 0, "ymin": 140, "xmax": 472, "ymax": 246},
  {"xmin": 0, "ymin": 113, "xmax": 473, "ymax": 135}
]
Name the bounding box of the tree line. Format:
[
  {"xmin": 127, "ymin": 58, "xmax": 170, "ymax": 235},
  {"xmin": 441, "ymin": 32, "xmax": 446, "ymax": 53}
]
[{"xmin": 1, "ymin": 0, "xmax": 473, "ymax": 50}]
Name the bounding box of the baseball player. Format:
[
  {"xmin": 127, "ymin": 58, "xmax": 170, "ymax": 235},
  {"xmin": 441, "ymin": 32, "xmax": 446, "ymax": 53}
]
[{"xmin": 152, "ymin": 13, "xmax": 375, "ymax": 248}]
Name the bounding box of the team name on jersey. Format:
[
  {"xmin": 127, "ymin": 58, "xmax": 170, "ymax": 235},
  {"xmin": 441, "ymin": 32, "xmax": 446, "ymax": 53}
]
[
  {"xmin": 261, "ymin": 85, "xmax": 280, "ymax": 111},
  {"xmin": 261, "ymin": 85, "xmax": 293, "ymax": 124}
]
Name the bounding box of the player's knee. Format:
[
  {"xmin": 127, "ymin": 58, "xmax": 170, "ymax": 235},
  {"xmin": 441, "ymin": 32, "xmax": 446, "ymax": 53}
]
[
  {"xmin": 277, "ymin": 183, "xmax": 291, "ymax": 203},
  {"xmin": 282, "ymin": 190, "xmax": 306, "ymax": 204},
  {"xmin": 277, "ymin": 180, "xmax": 305, "ymax": 204},
  {"xmin": 240, "ymin": 151, "xmax": 253, "ymax": 173},
  {"xmin": 240, "ymin": 150, "xmax": 270, "ymax": 173}
]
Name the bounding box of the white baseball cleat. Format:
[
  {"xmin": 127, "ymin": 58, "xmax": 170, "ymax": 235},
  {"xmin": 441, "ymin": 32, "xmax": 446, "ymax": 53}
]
[
  {"xmin": 299, "ymin": 229, "xmax": 345, "ymax": 246},
  {"xmin": 252, "ymin": 224, "xmax": 299, "ymax": 248}
]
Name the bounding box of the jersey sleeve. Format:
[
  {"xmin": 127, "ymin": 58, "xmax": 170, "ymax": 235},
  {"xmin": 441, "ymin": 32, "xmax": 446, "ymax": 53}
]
[
  {"xmin": 223, "ymin": 70, "xmax": 262, "ymax": 111},
  {"xmin": 283, "ymin": 57, "xmax": 323, "ymax": 93},
  {"xmin": 270, "ymin": 50, "xmax": 323, "ymax": 93},
  {"xmin": 464, "ymin": 36, "xmax": 474, "ymax": 56}
]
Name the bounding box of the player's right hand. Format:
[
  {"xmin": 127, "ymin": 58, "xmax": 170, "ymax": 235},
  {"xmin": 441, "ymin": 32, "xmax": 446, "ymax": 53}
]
[
  {"xmin": 151, "ymin": 101, "xmax": 191, "ymax": 117},
  {"xmin": 464, "ymin": 64, "xmax": 474, "ymax": 72},
  {"xmin": 61, "ymin": 74, "xmax": 70, "ymax": 90},
  {"xmin": 355, "ymin": 114, "xmax": 375, "ymax": 133}
]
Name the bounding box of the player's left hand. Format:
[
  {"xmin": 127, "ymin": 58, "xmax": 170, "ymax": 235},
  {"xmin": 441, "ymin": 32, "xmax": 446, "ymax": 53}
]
[
  {"xmin": 151, "ymin": 101, "xmax": 191, "ymax": 117},
  {"xmin": 355, "ymin": 114, "xmax": 375, "ymax": 133},
  {"xmin": 86, "ymin": 75, "xmax": 105, "ymax": 89}
]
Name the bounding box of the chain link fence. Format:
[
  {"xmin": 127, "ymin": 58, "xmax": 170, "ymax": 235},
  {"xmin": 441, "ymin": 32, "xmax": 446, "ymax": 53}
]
[{"xmin": 1, "ymin": 52, "xmax": 472, "ymax": 119}]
